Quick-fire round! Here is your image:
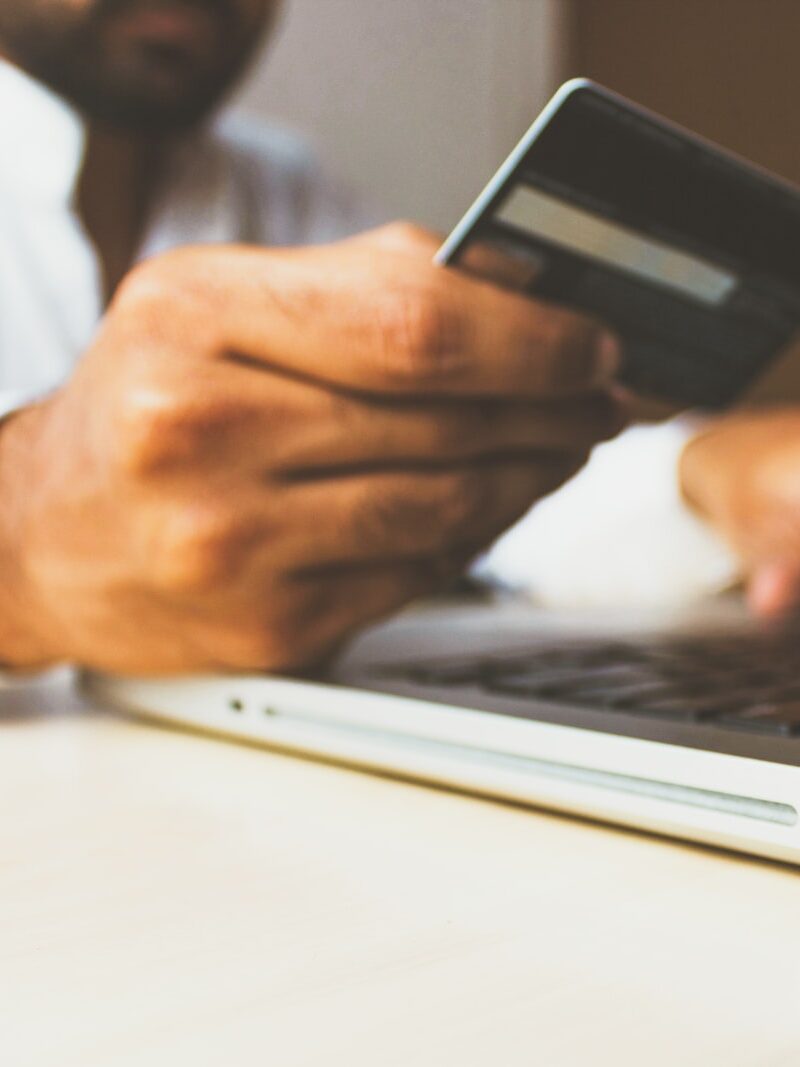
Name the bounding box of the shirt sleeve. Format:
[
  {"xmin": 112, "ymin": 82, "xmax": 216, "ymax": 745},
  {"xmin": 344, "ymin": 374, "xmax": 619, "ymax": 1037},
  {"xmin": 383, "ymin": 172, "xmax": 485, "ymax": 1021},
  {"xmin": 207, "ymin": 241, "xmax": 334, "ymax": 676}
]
[{"xmin": 474, "ymin": 417, "xmax": 741, "ymax": 610}]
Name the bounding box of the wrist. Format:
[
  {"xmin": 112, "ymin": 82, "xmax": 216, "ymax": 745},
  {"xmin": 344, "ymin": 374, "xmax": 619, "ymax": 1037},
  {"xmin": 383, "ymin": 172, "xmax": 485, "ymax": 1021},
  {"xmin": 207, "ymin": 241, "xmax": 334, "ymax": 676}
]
[{"xmin": 0, "ymin": 407, "xmax": 61, "ymax": 670}]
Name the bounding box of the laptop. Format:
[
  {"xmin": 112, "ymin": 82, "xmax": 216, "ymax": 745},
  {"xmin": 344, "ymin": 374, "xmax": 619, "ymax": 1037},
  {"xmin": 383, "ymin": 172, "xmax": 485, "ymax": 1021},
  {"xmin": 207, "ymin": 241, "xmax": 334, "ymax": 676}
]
[
  {"xmin": 85, "ymin": 82, "xmax": 800, "ymax": 865},
  {"xmin": 85, "ymin": 593, "xmax": 800, "ymax": 865}
]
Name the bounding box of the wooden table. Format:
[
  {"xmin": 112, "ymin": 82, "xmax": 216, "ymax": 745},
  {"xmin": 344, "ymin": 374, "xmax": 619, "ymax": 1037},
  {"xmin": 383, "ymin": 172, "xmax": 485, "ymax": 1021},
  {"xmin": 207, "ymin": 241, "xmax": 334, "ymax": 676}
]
[{"xmin": 2, "ymin": 672, "xmax": 800, "ymax": 1066}]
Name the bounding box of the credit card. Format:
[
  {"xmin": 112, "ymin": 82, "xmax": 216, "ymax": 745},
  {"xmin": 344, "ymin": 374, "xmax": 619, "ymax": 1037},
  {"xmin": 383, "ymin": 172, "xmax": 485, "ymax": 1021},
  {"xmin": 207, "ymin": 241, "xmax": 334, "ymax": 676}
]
[{"xmin": 437, "ymin": 79, "xmax": 800, "ymax": 408}]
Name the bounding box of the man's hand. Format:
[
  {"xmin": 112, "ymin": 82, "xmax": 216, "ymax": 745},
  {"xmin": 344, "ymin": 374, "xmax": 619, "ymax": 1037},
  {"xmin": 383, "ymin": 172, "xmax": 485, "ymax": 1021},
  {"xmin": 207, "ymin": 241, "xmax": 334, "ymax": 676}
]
[
  {"xmin": 0, "ymin": 224, "xmax": 623, "ymax": 674},
  {"xmin": 681, "ymin": 408, "xmax": 800, "ymax": 617}
]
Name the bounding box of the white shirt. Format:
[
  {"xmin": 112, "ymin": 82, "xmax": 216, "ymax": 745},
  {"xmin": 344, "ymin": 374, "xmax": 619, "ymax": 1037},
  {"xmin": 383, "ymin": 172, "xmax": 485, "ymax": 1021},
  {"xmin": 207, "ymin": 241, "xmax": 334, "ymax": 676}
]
[
  {"xmin": 0, "ymin": 60, "xmax": 368, "ymax": 417},
  {"xmin": 0, "ymin": 59, "xmax": 738, "ymax": 610}
]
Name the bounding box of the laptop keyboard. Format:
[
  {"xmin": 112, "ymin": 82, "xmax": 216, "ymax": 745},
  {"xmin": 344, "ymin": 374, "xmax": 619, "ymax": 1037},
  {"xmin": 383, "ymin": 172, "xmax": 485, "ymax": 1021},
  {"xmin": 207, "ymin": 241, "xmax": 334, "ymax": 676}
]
[{"xmin": 374, "ymin": 633, "xmax": 800, "ymax": 737}]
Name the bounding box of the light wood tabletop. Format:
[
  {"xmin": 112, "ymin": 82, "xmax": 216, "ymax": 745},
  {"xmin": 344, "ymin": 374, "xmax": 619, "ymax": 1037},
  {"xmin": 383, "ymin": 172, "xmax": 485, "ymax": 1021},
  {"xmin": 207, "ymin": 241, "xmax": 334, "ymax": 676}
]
[{"xmin": 2, "ymin": 672, "xmax": 800, "ymax": 1067}]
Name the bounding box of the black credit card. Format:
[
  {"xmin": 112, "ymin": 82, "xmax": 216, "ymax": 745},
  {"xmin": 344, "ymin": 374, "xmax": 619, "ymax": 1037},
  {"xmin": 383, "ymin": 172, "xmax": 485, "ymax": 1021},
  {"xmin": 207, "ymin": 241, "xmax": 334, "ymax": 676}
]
[{"xmin": 437, "ymin": 79, "xmax": 800, "ymax": 408}]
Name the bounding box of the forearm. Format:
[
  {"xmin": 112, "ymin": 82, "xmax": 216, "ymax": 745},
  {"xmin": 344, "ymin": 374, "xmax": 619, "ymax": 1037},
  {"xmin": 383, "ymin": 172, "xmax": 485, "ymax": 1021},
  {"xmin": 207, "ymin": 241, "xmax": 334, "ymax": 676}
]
[{"xmin": 0, "ymin": 409, "xmax": 57, "ymax": 669}]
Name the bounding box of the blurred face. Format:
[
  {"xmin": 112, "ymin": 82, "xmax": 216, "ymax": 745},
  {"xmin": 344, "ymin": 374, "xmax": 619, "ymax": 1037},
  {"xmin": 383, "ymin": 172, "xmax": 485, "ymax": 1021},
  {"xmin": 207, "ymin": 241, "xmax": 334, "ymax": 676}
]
[{"xmin": 0, "ymin": 0, "xmax": 280, "ymax": 132}]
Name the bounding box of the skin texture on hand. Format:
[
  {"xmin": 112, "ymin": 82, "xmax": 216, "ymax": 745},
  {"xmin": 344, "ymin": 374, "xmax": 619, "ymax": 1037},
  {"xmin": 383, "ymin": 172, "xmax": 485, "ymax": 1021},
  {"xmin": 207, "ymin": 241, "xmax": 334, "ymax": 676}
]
[
  {"xmin": 680, "ymin": 408, "xmax": 800, "ymax": 618},
  {"xmin": 0, "ymin": 224, "xmax": 624, "ymax": 675}
]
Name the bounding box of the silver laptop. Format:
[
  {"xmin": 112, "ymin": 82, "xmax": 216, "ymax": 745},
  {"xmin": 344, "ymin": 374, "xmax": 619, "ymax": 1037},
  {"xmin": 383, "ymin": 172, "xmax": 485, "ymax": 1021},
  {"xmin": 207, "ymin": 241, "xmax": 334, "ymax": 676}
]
[{"xmin": 85, "ymin": 592, "xmax": 800, "ymax": 866}]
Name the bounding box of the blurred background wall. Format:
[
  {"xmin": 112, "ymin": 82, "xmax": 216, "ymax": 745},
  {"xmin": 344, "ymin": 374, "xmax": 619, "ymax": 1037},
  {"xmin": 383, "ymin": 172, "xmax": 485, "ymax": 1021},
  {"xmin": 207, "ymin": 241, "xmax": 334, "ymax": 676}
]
[
  {"xmin": 566, "ymin": 0, "xmax": 800, "ymax": 188},
  {"xmin": 232, "ymin": 0, "xmax": 566, "ymax": 231},
  {"xmin": 233, "ymin": 0, "xmax": 800, "ymax": 227}
]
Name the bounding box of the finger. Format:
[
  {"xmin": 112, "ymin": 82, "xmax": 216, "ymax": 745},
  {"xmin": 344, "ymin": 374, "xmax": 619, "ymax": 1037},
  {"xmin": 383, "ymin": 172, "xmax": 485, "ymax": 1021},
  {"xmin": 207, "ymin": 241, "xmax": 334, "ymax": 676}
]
[
  {"xmin": 747, "ymin": 562, "xmax": 800, "ymax": 618},
  {"xmin": 270, "ymin": 384, "xmax": 625, "ymax": 474},
  {"xmin": 268, "ymin": 392, "xmax": 623, "ymax": 476},
  {"xmin": 270, "ymin": 456, "xmax": 585, "ymax": 568},
  {"xmin": 151, "ymin": 234, "xmax": 620, "ymax": 397},
  {"xmin": 149, "ymin": 359, "xmax": 623, "ymax": 475}
]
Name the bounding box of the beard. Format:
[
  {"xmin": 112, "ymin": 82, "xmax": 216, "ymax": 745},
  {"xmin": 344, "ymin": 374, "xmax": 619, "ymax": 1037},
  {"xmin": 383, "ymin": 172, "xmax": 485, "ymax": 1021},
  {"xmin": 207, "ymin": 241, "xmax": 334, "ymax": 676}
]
[{"xmin": 0, "ymin": 0, "xmax": 270, "ymax": 133}]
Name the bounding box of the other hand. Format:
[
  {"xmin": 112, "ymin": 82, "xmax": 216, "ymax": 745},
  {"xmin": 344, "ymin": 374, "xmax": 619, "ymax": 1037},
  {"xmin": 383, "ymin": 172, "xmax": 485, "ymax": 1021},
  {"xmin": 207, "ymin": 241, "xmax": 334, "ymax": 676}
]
[{"xmin": 681, "ymin": 408, "xmax": 800, "ymax": 618}]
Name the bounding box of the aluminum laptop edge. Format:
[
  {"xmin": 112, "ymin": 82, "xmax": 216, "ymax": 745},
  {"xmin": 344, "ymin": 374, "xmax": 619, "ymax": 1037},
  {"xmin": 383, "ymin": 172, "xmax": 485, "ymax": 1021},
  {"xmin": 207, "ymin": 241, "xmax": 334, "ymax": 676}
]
[{"xmin": 84, "ymin": 594, "xmax": 800, "ymax": 866}]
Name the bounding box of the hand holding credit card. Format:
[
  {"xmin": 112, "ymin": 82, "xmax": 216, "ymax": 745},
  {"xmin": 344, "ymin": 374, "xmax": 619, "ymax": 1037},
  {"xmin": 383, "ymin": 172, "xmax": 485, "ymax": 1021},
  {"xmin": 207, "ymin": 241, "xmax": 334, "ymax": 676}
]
[{"xmin": 437, "ymin": 79, "xmax": 800, "ymax": 408}]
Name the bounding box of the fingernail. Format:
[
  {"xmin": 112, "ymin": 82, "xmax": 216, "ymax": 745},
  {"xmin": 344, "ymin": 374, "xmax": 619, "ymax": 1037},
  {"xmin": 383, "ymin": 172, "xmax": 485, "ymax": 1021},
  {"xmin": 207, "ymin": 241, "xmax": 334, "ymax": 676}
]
[{"xmin": 596, "ymin": 333, "xmax": 622, "ymax": 380}]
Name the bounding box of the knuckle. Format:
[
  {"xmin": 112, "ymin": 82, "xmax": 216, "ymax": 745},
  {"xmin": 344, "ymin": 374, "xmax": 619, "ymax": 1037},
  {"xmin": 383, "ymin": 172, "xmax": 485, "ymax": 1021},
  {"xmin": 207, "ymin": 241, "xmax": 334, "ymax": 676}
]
[
  {"xmin": 149, "ymin": 508, "xmax": 254, "ymax": 595},
  {"xmin": 115, "ymin": 256, "xmax": 182, "ymax": 315},
  {"xmin": 378, "ymin": 286, "xmax": 464, "ymax": 385},
  {"xmin": 113, "ymin": 259, "xmax": 163, "ymax": 310},
  {"xmin": 114, "ymin": 388, "xmax": 235, "ymax": 478},
  {"xmin": 378, "ymin": 220, "xmax": 440, "ymax": 254},
  {"xmin": 114, "ymin": 391, "xmax": 185, "ymax": 478},
  {"xmin": 114, "ymin": 252, "xmax": 215, "ymax": 338}
]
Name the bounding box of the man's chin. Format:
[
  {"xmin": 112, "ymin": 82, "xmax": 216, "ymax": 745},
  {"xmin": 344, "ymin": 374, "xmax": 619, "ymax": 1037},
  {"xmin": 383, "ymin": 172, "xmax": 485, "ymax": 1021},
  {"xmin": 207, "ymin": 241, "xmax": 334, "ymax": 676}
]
[
  {"xmin": 49, "ymin": 63, "xmax": 231, "ymax": 134},
  {"xmin": 74, "ymin": 94, "xmax": 218, "ymax": 134}
]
